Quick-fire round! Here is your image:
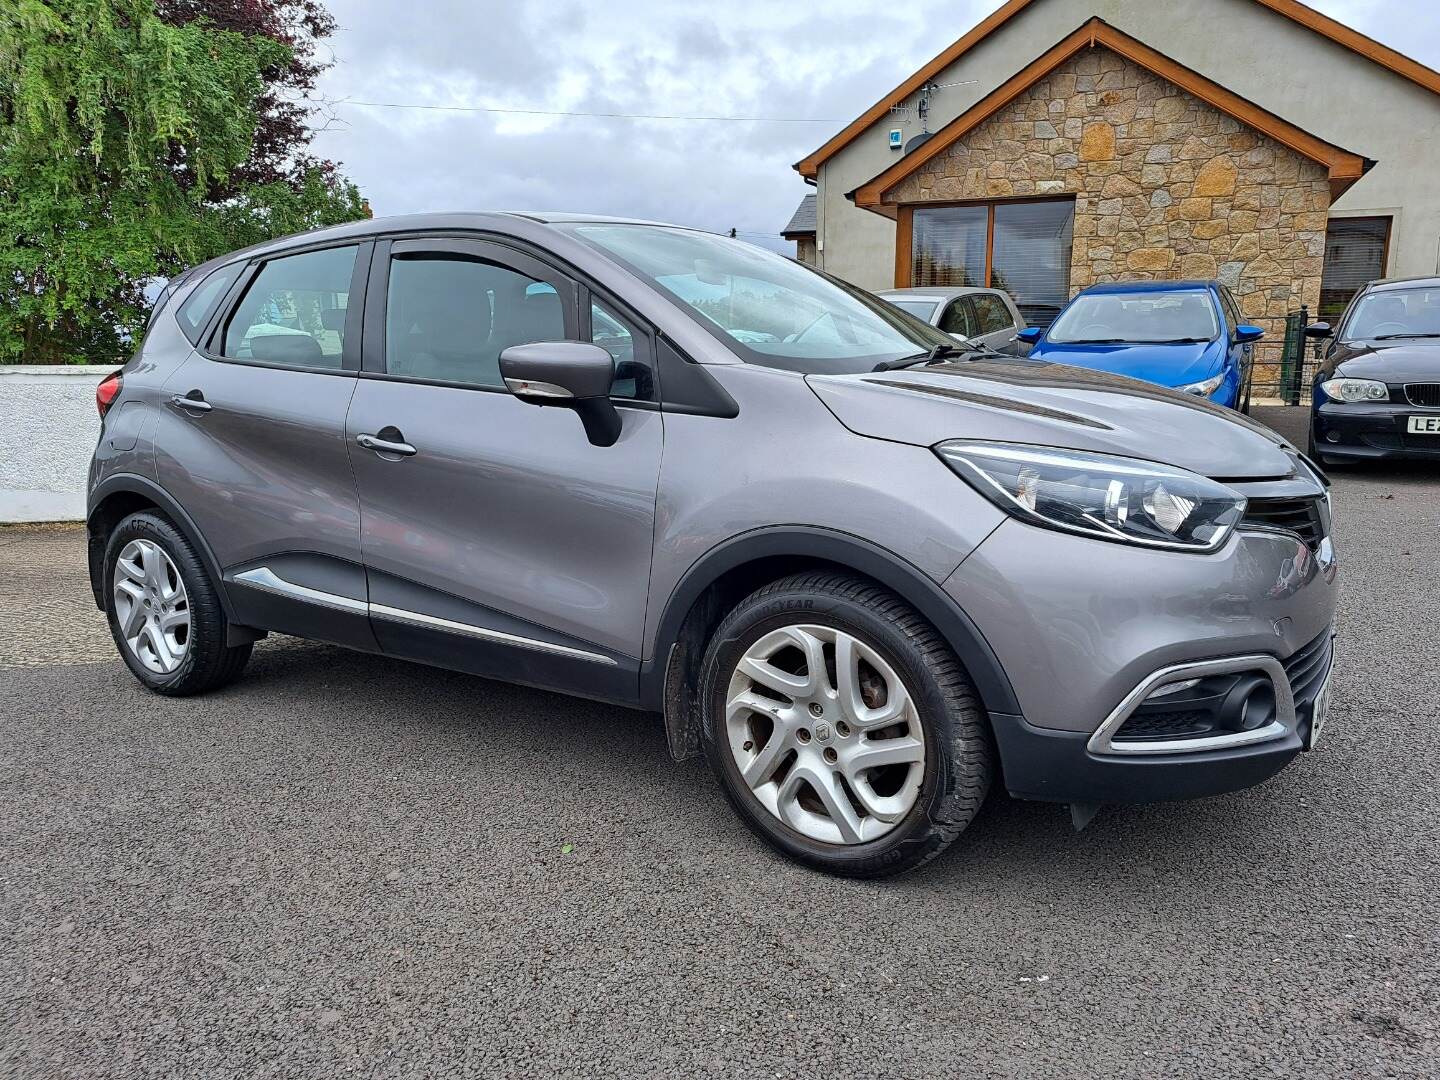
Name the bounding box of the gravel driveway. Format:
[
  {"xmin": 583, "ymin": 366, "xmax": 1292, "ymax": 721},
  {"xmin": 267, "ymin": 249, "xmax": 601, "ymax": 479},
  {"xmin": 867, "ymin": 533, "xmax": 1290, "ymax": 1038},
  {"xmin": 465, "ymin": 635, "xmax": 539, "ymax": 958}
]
[{"xmin": 3, "ymin": 410, "xmax": 1438, "ymax": 1079}]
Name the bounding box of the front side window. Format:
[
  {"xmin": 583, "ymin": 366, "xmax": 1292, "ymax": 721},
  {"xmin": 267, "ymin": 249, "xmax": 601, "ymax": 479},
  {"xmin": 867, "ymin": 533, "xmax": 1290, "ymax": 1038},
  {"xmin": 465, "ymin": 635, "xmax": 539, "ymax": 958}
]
[
  {"xmin": 939, "ymin": 299, "xmax": 976, "ymax": 337},
  {"xmin": 1342, "ymin": 286, "xmax": 1440, "ymax": 341},
  {"xmin": 972, "ymin": 293, "xmax": 1015, "ymax": 334},
  {"xmin": 384, "ymin": 255, "xmax": 565, "ymax": 388},
  {"xmin": 565, "ymin": 224, "xmax": 952, "ymax": 375},
  {"xmin": 1047, "ymin": 289, "xmax": 1220, "ymax": 345},
  {"xmin": 223, "ymin": 246, "xmax": 357, "ymax": 368}
]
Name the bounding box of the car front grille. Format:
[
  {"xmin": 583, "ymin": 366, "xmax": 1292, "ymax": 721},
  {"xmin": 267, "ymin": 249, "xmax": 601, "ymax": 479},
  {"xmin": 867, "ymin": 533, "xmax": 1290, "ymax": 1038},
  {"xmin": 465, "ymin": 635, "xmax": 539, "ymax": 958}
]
[
  {"xmin": 1405, "ymin": 383, "xmax": 1440, "ymax": 408},
  {"xmin": 1240, "ymin": 495, "xmax": 1329, "ymax": 550}
]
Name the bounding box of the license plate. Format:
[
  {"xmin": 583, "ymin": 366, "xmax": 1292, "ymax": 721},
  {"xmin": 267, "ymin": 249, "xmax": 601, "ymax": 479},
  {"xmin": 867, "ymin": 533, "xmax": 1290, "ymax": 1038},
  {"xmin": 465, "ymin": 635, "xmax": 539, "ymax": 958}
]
[
  {"xmin": 1408, "ymin": 415, "xmax": 1440, "ymax": 434},
  {"xmin": 1307, "ymin": 675, "xmax": 1332, "ymax": 750}
]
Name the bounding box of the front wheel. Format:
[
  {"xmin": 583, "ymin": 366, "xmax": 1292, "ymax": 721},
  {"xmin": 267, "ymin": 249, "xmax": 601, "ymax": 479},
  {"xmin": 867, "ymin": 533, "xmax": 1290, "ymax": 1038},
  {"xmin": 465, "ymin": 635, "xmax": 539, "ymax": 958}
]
[
  {"xmin": 699, "ymin": 572, "xmax": 992, "ymax": 878},
  {"xmin": 104, "ymin": 511, "xmax": 252, "ymax": 695}
]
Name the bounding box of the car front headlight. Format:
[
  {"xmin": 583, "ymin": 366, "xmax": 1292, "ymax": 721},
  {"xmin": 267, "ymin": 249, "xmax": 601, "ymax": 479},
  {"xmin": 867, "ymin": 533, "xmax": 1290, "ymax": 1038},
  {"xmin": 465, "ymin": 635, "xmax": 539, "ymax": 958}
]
[
  {"xmin": 936, "ymin": 441, "xmax": 1247, "ymax": 552},
  {"xmin": 1176, "ymin": 372, "xmax": 1225, "ymax": 397},
  {"xmin": 1319, "ymin": 377, "xmax": 1388, "ymax": 403}
]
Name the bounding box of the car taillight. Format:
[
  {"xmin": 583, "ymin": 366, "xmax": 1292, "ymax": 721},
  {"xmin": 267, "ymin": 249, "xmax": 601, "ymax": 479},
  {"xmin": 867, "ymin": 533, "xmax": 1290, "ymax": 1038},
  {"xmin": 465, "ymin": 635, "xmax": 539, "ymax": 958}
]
[{"xmin": 96, "ymin": 370, "xmax": 124, "ymax": 418}]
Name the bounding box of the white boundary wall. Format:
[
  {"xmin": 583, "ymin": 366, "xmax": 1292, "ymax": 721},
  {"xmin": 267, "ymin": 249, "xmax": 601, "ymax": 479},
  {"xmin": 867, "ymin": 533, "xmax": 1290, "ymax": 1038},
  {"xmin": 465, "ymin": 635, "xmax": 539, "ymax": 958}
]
[{"xmin": 0, "ymin": 365, "xmax": 110, "ymax": 523}]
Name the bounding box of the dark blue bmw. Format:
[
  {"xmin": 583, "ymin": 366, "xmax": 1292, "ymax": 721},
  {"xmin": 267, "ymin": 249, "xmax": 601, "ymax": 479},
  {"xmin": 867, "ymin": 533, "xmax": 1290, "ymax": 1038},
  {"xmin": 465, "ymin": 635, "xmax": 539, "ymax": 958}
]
[{"xmin": 1017, "ymin": 280, "xmax": 1264, "ymax": 408}]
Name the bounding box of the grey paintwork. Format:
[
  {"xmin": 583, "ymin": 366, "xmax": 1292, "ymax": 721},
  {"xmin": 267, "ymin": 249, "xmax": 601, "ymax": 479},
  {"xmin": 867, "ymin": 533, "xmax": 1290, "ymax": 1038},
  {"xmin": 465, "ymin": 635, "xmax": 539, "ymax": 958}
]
[{"xmin": 90, "ymin": 211, "xmax": 1337, "ymax": 761}]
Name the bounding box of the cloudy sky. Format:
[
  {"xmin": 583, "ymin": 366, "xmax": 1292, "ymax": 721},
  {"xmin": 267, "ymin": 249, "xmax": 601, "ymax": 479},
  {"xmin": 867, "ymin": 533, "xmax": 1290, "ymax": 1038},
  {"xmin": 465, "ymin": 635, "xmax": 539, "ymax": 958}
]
[{"xmin": 310, "ymin": 0, "xmax": 1440, "ymax": 253}]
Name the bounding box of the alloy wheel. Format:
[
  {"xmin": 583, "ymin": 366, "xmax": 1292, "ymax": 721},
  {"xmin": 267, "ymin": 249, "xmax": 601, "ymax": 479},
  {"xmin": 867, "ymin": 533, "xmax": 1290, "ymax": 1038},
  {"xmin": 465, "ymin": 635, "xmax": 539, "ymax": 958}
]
[
  {"xmin": 112, "ymin": 539, "xmax": 191, "ymax": 675},
  {"xmin": 725, "ymin": 623, "xmax": 926, "ymax": 845}
]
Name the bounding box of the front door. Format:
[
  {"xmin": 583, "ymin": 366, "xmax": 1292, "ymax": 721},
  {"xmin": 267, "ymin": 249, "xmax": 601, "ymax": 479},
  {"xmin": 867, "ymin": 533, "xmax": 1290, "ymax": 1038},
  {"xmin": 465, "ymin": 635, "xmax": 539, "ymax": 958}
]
[
  {"xmin": 153, "ymin": 241, "xmax": 377, "ymax": 650},
  {"xmin": 346, "ymin": 237, "xmax": 663, "ymax": 703}
]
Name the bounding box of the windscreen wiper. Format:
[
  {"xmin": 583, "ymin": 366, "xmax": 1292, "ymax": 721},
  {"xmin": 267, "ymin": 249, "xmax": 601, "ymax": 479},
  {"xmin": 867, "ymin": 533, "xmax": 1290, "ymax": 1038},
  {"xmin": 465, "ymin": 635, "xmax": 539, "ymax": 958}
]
[
  {"xmin": 873, "ymin": 342, "xmax": 974, "ymax": 371},
  {"xmin": 1373, "ymin": 332, "xmax": 1440, "ymax": 340}
]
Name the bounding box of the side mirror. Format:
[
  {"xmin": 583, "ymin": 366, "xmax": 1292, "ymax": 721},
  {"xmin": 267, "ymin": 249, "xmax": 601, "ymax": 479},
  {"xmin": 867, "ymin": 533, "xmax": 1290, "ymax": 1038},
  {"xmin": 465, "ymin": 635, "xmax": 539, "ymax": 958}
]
[
  {"xmin": 1015, "ymin": 327, "xmax": 1042, "ymax": 345},
  {"xmin": 1303, "ymin": 321, "xmax": 1333, "ymax": 339},
  {"xmin": 1235, "ymin": 324, "xmax": 1265, "ymax": 343},
  {"xmin": 499, "ymin": 341, "xmax": 621, "ymax": 447}
]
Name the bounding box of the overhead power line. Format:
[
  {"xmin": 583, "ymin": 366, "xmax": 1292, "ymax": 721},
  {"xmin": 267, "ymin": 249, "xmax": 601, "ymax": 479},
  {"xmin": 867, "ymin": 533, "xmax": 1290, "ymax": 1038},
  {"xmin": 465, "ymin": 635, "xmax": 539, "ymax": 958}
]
[{"xmin": 337, "ymin": 99, "xmax": 847, "ymax": 123}]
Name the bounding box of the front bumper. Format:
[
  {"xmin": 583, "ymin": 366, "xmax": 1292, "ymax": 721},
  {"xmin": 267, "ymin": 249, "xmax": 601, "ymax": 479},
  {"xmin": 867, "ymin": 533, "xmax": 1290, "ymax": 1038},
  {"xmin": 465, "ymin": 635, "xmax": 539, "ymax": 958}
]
[
  {"xmin": 945, "ymin": 509, "xmax": 1339, "ymax": 804},
  {"xmin": 988, "ymin": 630, "xmax": 1333, "ymax": 804},
  {"xmin": 1312, "ymin": 401, "xmax": 1440, "ymax": 461}
]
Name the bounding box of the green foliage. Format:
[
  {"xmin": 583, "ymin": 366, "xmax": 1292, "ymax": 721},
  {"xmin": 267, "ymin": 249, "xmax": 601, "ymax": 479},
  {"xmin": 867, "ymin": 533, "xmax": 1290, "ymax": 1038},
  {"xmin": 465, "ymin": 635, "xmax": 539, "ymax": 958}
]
[{"xmin": 0, "ymin": 0, "xmax": 364, "ymax": 365}]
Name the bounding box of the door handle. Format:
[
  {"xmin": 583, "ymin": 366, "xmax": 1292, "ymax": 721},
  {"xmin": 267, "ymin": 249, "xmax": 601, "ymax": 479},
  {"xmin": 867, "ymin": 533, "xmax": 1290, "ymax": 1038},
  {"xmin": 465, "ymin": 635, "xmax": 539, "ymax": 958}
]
[
  {"xmin": 356, "ymin": 432, "xmax": 417, "ymax": 457},
  {"xmin": 170, "ymin": 391, "xmax": 212, "ymax": 413}
]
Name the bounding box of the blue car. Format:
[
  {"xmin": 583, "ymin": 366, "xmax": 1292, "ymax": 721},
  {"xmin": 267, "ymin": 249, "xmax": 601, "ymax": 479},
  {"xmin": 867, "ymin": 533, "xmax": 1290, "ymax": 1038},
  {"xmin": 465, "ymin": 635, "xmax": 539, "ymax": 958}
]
[{"xmin": 1016, "ymin": 280, "xmax": 1264, "ymax": 408}]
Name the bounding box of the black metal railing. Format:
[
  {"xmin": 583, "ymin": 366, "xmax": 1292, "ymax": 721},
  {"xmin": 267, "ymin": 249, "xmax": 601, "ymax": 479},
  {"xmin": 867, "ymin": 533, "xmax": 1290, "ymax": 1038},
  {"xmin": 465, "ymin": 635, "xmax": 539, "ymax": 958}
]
[{"xmin": 1240, "ymin": 306, "xmax": 1325, "ymax": 411}]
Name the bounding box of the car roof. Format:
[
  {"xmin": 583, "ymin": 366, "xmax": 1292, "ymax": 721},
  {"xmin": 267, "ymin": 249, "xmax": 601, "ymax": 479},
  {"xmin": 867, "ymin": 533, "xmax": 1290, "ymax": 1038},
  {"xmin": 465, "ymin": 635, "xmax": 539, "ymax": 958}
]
[
  {"xmin": 1077, "ymin": 280, "xmax": 1217, "ymax": 295},
  {"xmin": 175, "ymin": 211, "xmax": 717, "ymax": 283},
  {"xmin": 877, "ymin": 287, "xmax": 999, "ymax": 300},
  {"xmin": 1366, "ymin": 275, "xmax": 1440, "ymax": 292}
]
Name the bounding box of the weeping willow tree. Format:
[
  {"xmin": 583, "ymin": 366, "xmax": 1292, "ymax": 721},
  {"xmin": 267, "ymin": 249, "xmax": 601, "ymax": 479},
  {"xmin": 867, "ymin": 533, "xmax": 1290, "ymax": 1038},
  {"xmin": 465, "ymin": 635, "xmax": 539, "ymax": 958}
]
[{"xmin": 0, "ymin": 0, "xmax": 365, "ymax": 365}]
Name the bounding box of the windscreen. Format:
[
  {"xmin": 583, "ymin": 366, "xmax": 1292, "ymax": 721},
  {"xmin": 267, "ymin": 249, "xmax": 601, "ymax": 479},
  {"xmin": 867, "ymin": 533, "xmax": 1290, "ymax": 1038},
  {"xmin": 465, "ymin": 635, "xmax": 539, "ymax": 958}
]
[
  {"xmin": 565, "ymin": 224, "xmax": 953, "ymax": 374},
  {"xmin": 1047, "ymin": 289, "xmax": 1220, "ymax": 344},
  {"xmin": 1344, "ymin": 287, "xmax": 1440, "ymax": 340}
]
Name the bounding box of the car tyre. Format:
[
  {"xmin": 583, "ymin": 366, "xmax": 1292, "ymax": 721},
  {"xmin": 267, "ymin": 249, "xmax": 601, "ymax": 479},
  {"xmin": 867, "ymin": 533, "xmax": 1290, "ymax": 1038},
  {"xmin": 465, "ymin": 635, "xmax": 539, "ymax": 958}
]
[
  {"xmin": 699, "ymin": 571, "xmax": 992, "ymax": 878},
  {"xmin": 104, "ymin": 511, "xmax": 252, "ymax": 696}
]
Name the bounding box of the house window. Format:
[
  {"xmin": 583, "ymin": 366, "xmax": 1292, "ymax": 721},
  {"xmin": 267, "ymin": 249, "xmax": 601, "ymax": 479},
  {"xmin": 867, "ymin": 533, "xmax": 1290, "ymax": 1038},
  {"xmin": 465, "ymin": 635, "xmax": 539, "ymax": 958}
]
[
  {"xmin": 1320, "ymin": 217, "xmax": 1391, "ymax": 321},
  {"xmin": 910, "ymin": 198, "xmax": 1075, "ymax": 328}
]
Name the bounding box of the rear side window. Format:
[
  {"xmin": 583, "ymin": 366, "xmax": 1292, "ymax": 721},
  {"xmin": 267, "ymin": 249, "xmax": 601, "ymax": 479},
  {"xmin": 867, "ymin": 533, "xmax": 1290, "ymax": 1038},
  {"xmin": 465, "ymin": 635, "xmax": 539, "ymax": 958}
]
[
  {"xmin": 222, "ymin": 246, "xmax": 357, "ymax": 369},
  {"xmin": 384, "ymin": 255, "xmax": 565, "ymax": 388},
  {"xmin": 176, "ymin": 264, "xmax": 242, "ymax": 344},
  {"xmin": 972, "ymin": 293, "xmax": 1015, "ymax": 334}
]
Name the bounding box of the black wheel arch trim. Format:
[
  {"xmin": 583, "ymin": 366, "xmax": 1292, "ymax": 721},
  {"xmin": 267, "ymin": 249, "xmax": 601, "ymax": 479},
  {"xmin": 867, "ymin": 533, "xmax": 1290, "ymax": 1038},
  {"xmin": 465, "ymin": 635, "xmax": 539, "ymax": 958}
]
[
  {"xmin": 640, "ymin": 525, "xmax": 1020, "ymax": 716},
  {"xmin": 87, "ymin": 473, "xmax": 236, "ymax": 621}
]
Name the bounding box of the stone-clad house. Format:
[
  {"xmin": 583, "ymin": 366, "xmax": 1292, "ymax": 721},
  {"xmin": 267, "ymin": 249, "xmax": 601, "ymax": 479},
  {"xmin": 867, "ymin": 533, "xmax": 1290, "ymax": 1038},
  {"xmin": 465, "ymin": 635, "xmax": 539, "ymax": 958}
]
[{"xmin": 787, "ymin": 0, "xmax": 1440, "ymax": 337}]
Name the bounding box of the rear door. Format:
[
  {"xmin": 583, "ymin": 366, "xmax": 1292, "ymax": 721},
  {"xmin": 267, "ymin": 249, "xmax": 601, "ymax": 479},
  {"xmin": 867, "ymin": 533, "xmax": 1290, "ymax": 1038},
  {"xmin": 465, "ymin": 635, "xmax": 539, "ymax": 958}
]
[
  {"xmin": 153, "ymin": 241, "xmax": 377, "ymax": 649},
  {"xmin": 345, "ymin": 236, "xmax": 663, "ymax": 703}
]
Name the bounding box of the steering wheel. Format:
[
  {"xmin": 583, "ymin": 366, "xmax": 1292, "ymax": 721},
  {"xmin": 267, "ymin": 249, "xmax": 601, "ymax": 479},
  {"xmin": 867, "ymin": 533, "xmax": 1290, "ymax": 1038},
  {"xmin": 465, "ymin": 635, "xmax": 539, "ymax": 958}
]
[
  {"xmin": 1077, "ymin": 323, "xmax": 1118, "ymax": 338},
  {"xmin": 1367, "ymin": 321, "xmax": 1409, "ymax": 337},
  {"xmin": 788, "ymin": 312, "xmax": 836, "ymax": 344}
]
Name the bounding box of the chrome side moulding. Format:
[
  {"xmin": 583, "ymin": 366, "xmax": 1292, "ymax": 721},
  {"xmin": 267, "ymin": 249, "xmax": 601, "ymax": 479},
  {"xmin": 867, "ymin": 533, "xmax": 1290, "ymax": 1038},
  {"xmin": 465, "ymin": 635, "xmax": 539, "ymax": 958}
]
[
  {"xmin": 1087, "ymin": 655, "xmax": 1295, "ymax": 756},
  {"xmin": 368, "ymin": 603, "xmax": 617, "ymax": 665},
  {"xmin": 231, "ymin": 566, "xmax": 369, "ymax": 614},
  {"xmin": 230, "ymin": 566, "xmax": 617, "ymax": 666}
]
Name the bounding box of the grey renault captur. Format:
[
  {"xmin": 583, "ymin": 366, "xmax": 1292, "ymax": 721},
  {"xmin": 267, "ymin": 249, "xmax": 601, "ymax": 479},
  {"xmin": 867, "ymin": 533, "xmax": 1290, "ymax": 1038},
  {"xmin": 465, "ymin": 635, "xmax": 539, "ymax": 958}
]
[{"xmin": 88, "ymin": 213, "xmax": 1339, "ymax": 877}]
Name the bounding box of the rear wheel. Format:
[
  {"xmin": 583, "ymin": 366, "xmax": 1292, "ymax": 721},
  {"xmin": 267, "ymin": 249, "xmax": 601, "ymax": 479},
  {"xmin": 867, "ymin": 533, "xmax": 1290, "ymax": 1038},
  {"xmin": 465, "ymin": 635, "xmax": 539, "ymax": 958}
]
[
  {"xmin": 104, "ymin": 511, "xmax": 251, "ymax": 695},
  {"xmin": 700, "ymin": 572, "xmax": 992, "ymax": 878}
]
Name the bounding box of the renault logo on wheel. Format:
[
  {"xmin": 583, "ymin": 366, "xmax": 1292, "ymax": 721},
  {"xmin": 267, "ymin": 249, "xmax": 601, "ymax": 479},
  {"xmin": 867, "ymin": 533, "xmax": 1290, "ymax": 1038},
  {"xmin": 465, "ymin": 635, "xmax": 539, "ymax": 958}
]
[{"xmin": 814, "ymin": 720, "xmax": 833, "ymax": 743}]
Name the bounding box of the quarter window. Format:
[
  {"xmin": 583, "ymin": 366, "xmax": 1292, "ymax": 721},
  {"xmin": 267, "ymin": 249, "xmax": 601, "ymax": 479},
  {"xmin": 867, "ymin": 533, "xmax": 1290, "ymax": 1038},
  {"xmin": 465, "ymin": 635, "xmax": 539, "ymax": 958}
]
[
  {"xmin": 589, "ymin": 299, "xmax": 651, "ymax": 400},
  {"xmin": 177, "ymin": 263, "xmax": 242, "ymax": 344},
  {"xmin": 384, "ymin": 255, "xmax": 565, "ymax": 388},
  {"xmin": 223, "ymin": 246, "xmax": 357, "ymax": 368}
]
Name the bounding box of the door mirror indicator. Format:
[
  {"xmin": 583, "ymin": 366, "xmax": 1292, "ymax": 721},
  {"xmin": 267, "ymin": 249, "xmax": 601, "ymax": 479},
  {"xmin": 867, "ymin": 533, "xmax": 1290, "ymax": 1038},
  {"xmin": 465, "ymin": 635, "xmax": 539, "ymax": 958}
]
[
  {"xmin": 1015, "ymin": 327, "xmax": 1042, "ymax": 345},
  {"xmin": 500, "ymin": 341, "xmax": 622, "ymax": 447},
  {"xmin": 1302, "ymin": 321, "xmax": 1333, "ymax": 340},
  {"xmin": 1234, "ymin": 325, "xmax": 1265, "ymax": 344}
]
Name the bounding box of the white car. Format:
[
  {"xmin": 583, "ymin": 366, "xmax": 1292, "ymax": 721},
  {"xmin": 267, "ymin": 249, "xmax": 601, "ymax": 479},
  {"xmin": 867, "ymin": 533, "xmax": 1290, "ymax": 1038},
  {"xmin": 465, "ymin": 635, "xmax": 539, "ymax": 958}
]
[{"xmin": 877, "ymin": 286, "xmax": 1028, "ymax": 353}]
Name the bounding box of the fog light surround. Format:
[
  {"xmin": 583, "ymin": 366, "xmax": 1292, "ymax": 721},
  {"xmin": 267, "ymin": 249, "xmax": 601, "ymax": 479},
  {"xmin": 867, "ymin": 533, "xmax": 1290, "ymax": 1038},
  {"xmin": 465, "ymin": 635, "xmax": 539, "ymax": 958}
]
[{"xmin": 1089, "ymin": 655, "xmax": 1295, "ymax": 756}]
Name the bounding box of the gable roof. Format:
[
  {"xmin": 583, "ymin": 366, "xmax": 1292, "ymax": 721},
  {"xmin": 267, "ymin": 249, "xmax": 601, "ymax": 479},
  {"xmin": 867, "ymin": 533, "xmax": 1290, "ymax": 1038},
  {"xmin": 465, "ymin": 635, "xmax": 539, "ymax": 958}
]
[
  {"xmin": 795, "ymin": 0, "xmax": 1440, "ymax": 179},
  {"xmin": 781, "ymin": 193, "xmax": 817, "ymax": 237},
  {"xmin": 850, "ymin": 18, "xmax": 1372, "ymax": 217}
]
